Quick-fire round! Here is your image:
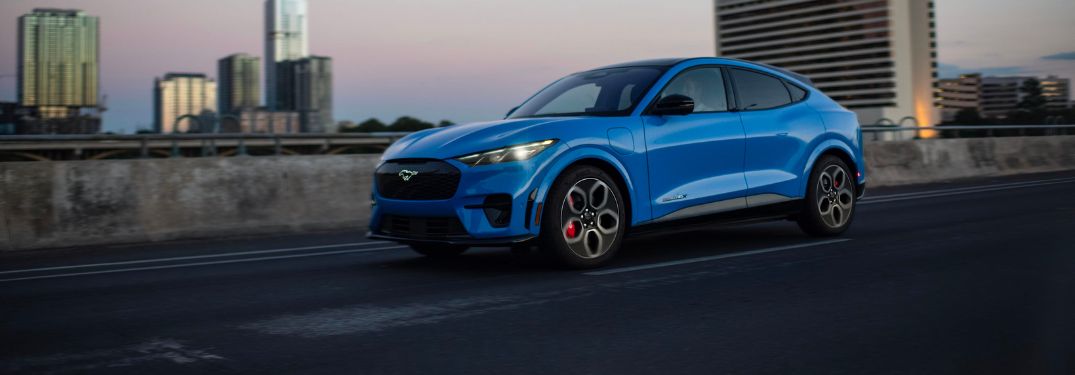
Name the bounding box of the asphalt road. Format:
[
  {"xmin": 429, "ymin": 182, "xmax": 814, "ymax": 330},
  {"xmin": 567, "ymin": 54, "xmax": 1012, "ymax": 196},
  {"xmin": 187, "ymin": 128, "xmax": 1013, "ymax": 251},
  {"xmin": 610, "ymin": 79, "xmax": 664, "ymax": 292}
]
[{"xmin": 3, "ymin": 171, "xmax": 1074, "ymax": 374}]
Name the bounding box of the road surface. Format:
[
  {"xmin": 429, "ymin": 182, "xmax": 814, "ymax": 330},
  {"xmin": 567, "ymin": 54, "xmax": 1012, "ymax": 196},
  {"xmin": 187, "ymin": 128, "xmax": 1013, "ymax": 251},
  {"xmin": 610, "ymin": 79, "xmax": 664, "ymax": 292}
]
[{"xmin": 3, "ymin": 171, "xmax": 1074, "ymax": 374}]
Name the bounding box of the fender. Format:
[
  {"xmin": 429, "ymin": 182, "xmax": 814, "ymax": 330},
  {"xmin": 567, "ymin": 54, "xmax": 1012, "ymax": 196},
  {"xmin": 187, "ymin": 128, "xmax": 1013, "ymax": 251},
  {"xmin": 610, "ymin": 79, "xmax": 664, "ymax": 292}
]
[
  {"xmin": 532, "ymin": 145, "xmax": 649, "ymax": 233},
  {"xmin": 799, "ymin": 139, "xmax": 858, "ymax": 196}
]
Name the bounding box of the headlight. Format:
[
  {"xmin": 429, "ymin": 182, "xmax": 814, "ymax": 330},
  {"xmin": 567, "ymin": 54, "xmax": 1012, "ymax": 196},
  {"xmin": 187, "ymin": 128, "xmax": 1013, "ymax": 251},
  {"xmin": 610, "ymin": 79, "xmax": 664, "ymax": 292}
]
[{"xmin": 455, "ymin": 139, "xmax": 557, "ymax": 166}]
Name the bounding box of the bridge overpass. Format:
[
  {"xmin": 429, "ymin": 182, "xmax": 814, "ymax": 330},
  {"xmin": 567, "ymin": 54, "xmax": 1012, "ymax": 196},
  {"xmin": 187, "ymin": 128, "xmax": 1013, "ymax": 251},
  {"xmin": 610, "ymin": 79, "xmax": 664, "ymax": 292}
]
[
  {"xmin": 0, "ymin": 128, "xmax": 1073, "ymax": 373},
  {"xmin": 1, "ymin": 170, "xmax": 1073, "ymax": 373}
]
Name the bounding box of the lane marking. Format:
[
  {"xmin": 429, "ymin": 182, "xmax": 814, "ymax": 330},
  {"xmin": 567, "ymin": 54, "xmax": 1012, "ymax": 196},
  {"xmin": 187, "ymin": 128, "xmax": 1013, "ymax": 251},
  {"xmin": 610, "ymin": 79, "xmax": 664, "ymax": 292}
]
[
  {"xmin": 0, "ymin": 241, "xmax": 389, "ymax": 275},
  {"xmin": 585, "ymin": 238, "xmax": 851, "ymax": 276},
  {"xmin": 862, "ymin": 179, "xmax": 1075, "ymax": 205},
  {"xmin": 0, "ymin": 245, "xmax": 408, "ymax": 283},
  {"xmin": 862, "ymin": 176, "xmax": 1075, "ymax": 201}
]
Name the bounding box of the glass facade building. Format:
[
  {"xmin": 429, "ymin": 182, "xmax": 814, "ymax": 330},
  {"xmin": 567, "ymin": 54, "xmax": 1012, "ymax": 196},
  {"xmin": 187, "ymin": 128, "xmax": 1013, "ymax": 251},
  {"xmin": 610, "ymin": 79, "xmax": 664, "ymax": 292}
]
[
  {"xmin": 18, "ymin": 8, "xmax": 99, "ymax": 110},
  {"xmin": 276, "ymin": 56, "xmax": 333, "ymax": 133},
  {"xmin": 219, "ymin": 53, "xmax": 262, "ymax": 114},
  {"xmin": 265, "ymin": 0, "xmax": 308, "ymax": 110}
]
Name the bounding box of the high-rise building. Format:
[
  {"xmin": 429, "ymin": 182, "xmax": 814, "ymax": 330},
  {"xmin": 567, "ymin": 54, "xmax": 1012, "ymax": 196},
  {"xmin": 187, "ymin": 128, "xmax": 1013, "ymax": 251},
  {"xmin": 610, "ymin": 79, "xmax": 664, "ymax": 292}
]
[
  {"xmin": 265, "ymin": 0, "xmax": 308, "ymax": 109},
  {"xmin": 277, "ymin": 56, "xmax": 332, "ymax": 133},
  {"xmin": 713, "ymin": 0, "xmax": 938, "ymax": 129},
  {"xmin": 18, "ymin": 8, "xmax": 99, "ymax": 109},
  {"xmin": 218, "ymin": 54, "xmax": 261, "ymax": 115},
  {"xmin": 17, "ymin": 8, "xmax": 101, "ymax": 134},
  {"xmin": 154, "ymin": 73, "xmax": 217, "ymax": 133},
  {"xmin": 1040, "ymin": 76, "xmax": 1071, "ymax": 110}
]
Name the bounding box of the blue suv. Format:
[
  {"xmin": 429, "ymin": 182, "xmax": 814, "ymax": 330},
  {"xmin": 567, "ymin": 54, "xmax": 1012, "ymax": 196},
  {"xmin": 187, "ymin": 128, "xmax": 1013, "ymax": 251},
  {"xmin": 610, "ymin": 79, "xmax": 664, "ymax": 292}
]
[{"xmin": 369, "ymin": 57, "xmax": 866, "ymax": 268}]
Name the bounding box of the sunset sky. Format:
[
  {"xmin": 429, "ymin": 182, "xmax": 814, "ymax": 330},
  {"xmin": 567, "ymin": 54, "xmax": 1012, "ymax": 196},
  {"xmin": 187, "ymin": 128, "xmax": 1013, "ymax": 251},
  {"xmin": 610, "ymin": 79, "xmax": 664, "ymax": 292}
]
[{"xmin": 1, "ymin": 0, "xmax": 1073, "ymax": 133}]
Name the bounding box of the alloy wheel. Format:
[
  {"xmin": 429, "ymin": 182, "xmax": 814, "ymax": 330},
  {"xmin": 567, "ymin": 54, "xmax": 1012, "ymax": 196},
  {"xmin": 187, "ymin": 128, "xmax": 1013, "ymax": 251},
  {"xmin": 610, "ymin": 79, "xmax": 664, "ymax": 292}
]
[
  {"xmin": 560, "ymin": 178, "xmax": 620, "ymax": 259},
  {"xmin": 815, "ymin": 164, "xmax": 854, "ymax": 229}
]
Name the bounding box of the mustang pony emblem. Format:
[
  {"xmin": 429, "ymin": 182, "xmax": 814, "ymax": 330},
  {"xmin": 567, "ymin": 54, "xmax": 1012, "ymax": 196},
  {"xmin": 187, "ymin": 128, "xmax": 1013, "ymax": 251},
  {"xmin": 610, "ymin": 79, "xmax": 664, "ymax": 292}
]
[{"xmin": 398, "ymin": 169, "xmax": 419, "ymax": 181}]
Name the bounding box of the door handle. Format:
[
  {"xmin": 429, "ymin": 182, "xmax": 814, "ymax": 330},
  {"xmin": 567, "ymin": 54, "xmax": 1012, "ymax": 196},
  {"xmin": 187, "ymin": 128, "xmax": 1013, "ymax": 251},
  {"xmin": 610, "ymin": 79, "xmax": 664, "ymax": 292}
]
[{"xmin": 775, "ymin": 132, "xmax": 789, "ymax": 136}]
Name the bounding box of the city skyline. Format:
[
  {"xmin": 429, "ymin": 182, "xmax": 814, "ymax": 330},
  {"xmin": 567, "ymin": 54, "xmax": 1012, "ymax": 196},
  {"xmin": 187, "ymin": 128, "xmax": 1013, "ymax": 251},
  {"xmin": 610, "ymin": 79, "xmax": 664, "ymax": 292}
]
[{"xmin": 1, "ymin": 0, "xmax": 1073, "ymax": 133}]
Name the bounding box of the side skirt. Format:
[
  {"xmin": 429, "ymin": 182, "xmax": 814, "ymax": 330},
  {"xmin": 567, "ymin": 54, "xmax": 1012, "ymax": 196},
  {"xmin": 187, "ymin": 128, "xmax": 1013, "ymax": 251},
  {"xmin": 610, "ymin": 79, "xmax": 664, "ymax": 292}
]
[{"xmin": 628, "ymin": 199, "xmax": 803, "ymax": 237}]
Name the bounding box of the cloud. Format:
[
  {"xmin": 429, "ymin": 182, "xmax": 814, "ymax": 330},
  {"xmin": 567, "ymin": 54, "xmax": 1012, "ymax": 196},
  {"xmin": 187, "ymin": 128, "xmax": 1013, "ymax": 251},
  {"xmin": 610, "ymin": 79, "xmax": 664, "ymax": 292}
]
[
  {"xmin": 938, "ymin": 62, "xmax": 1027, "ymax": 78},
  {"xmin": 1041, "ymin": 51, "xmax": 1075, "ymax": 61}
]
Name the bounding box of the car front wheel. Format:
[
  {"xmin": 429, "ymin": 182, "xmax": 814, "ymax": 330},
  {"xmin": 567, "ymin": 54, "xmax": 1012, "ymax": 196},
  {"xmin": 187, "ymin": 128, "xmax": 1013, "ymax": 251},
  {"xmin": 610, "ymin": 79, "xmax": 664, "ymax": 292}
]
[{"xmin": 540, "ymin": 166, "xmax": 626, "ymax": 268}]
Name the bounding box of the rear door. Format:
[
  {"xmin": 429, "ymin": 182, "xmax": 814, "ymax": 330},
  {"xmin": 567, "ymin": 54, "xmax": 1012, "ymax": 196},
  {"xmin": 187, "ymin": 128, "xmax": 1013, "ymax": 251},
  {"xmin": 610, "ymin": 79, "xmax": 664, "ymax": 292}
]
[
  {"xmin": 642, "ymin": 66, "xmax": 748, "ymax": 222},
  {"xmin": 730, "ymin": 68, "xmax": 822, "ymax": 203}
]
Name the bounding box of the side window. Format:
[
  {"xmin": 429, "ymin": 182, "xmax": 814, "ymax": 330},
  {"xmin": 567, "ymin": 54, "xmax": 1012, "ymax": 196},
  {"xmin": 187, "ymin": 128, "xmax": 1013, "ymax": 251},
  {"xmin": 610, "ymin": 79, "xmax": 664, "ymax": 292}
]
[
  {"xmin": 731, "ymin": 69, "xmax": 791, "ymax": 110},
  {"xmin": 658, "ymin": 68, "xmax": 728, "ymax": 113},
  {"xmin": 786, "ymin": 82, "xmax": 807, "ymax": 102}
]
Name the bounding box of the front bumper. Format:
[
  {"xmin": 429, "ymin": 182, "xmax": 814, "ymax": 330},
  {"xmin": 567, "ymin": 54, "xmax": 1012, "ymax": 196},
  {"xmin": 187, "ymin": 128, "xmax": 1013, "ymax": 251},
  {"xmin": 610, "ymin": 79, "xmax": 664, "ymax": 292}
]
[{"xmin": 368, "ymin": 147, "xmax": 561, "ymax": 246}]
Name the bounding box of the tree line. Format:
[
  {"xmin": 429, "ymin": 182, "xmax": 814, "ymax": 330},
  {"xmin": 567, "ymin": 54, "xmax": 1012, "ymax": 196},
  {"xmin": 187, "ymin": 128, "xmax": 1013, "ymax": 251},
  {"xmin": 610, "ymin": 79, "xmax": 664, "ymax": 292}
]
[{"xmin": 337, "ymin": 117, "xmax": 455, "ymax": 133}]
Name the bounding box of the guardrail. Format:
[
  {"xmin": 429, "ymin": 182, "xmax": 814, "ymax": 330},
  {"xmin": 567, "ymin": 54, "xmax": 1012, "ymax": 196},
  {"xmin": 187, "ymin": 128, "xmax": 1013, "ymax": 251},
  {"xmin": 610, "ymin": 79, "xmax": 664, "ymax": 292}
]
[
  {"xmin": 3, "ymin": 125, "xmax": 1075, "ymax": 161},
  {"xmin": 861, "ymin": 125, "xmax": 1075, "ymax": 141},
  {"xmin": 0, "ymin": 132, "xmax": 412, "ymax": 162}
]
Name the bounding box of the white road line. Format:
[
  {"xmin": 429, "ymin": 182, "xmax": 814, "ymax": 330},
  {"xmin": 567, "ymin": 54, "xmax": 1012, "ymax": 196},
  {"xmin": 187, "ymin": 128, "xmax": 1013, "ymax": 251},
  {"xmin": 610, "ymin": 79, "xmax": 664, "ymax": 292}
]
[
  {"xmin": 0, "ymin": 241, "xmax": 390, "ymax": 275},
  {"xmin": 0, "ymin": 245, "xmax": 409, "ymax": 283},
  {"xmin": 585, "ymin": 238, "xmax": 851, "ymax": 276},
  {"xmin": 862, "ymin": 176, "xmax": 1075, "ymax": 201},
  {"xmin": 862, "ymin": 179, "xmax": 1075, "ymax": 205}
]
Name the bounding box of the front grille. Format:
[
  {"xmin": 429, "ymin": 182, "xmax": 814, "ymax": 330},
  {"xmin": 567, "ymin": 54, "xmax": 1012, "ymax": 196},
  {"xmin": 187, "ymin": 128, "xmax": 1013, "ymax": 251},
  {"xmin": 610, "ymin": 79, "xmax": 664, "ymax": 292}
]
[
  {"xmin": 379, "ymin": 215, "xmax": 468, "ymax": 238},
  {"xmin": 376, "ymin": 159, "xmax": 461, "ymax": 200}
]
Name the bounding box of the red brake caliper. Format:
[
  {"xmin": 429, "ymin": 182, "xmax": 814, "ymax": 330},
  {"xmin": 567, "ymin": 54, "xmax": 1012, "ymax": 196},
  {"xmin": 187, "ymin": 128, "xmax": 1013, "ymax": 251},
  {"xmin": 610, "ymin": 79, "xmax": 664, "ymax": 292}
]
[{"xmin": 565, "ymin": 221, "xmax": 578, "ymax": 238}]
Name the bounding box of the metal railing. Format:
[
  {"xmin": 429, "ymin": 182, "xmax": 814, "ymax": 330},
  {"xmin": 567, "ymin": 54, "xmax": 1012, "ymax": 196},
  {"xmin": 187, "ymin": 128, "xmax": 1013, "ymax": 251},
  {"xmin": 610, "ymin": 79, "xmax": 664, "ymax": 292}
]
[
  {"xmin": 3, "ymin": 124, "xmax": 1075, "ymax": 161},
  {"xmin": 861, "ymin": 124, "xmax": 1075, "ymax": 141},
  {"xmin": 0, "ymin": 132, "xmax": 412, "ymax": 162}
]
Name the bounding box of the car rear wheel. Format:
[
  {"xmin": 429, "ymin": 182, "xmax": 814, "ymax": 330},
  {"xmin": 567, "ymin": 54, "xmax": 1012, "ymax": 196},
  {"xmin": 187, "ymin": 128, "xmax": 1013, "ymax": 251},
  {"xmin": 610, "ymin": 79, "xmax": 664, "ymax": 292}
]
[
  {"xmin": 540, "ymin": 166, "xmax": 626, "ymax": 268},
  {"xmin": 409, "ymin": 243, "xmax": 469, "ymax": 258},
  {"xmin": 798, "ymin": 155, "xmax": 856, "ymax": 236}
]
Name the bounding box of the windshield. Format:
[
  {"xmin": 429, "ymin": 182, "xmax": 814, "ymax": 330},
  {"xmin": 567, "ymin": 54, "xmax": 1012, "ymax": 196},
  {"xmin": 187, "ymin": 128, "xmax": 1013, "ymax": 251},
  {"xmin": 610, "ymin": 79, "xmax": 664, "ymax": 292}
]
[{"xmin": 509, "ymin": 67, "xmax": 664, "ymax": 118}]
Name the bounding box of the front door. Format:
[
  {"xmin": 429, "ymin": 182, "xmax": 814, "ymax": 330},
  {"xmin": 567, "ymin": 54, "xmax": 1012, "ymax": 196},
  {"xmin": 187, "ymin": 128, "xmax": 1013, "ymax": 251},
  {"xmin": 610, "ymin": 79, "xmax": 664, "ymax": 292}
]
[{"xmin": 642, "ymin": 66, "xmax": 748, "ymax": 222}]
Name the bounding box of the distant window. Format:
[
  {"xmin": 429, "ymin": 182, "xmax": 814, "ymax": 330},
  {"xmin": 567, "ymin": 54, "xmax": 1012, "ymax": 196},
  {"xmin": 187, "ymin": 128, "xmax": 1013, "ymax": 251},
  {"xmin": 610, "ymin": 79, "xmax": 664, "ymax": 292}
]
[
  {"xmin": 786, "ymin": 82, "xmax": 808, "ymax": 102},
  {"xmin": 731, "ymin": 69, "xmax": 791, "ymax": 110},
  {"xmin": 658, "ymin": 67, "xmax": 729, "ymax": 113}
]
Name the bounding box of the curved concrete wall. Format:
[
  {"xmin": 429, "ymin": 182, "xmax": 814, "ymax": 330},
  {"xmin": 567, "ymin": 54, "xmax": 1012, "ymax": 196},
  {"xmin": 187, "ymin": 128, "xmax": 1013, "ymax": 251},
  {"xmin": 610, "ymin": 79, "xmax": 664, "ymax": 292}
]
[{"xmin": 1, "ymin": 135, "xmax": 1073, "ymax": 251}]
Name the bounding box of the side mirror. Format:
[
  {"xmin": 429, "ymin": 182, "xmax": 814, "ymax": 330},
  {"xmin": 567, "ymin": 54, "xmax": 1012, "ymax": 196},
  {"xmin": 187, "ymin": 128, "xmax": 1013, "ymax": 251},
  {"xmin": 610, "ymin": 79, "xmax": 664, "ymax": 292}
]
[
  {"xmin": 651, "ymin": 95, "xmax": 694, "ymax": 116},
  {"xmin": 505, "ymin": 106, "xmax": 520, "ymax": 119}
]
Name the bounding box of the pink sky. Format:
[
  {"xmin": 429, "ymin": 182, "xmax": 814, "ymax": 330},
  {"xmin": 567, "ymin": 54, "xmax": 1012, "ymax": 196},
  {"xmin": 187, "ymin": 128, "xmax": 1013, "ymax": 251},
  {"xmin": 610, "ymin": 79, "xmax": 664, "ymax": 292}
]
[{"xmin": 1, "ymin": 0, "xmax": 1073, "ymax": 133}]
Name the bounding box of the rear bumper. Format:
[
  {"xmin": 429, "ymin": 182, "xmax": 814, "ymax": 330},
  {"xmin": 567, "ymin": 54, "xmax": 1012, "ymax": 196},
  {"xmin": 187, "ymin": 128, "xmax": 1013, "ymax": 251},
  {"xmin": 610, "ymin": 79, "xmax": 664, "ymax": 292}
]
[{"xmin": 367, "ymin": 232, "xmax": 536, "ymax": 247}]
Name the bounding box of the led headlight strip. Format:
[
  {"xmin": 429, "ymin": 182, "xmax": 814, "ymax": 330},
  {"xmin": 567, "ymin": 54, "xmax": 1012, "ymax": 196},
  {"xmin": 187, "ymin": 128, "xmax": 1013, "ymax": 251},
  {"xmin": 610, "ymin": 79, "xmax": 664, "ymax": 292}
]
[{"xmin": 455, "ymin": 139, "xmax": 557, "ymax": 166}]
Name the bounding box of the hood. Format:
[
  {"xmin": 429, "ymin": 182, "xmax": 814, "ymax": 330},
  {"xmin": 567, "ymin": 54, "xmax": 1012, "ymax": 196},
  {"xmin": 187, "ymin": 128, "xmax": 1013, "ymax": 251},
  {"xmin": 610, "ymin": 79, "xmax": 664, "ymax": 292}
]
[{"xmin": 382, "ymin": 117, "xmax": 580, "ymax": 160}]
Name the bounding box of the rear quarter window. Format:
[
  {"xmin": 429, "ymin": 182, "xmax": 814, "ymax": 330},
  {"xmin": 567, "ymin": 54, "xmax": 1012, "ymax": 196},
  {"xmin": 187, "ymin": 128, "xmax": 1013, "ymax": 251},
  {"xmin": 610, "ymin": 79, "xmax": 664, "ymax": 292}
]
[{"xmin": 730, "ymin": 68, "xmax": 792, "ymax": 110}]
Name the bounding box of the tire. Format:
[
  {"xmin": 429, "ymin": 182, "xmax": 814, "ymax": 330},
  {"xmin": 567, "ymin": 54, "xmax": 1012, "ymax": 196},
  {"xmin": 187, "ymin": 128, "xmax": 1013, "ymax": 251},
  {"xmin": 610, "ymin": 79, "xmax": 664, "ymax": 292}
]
[
  {"xmin": 539, "ymin": 165, "xmax": 627, "ymax": 268},
  {"xmin": 797, "ymin": 155, "xmax": 857, "ymax": 236},
  {"xmin": 409, "ymin": 243, "xmax": 469, "ymax": 258}
]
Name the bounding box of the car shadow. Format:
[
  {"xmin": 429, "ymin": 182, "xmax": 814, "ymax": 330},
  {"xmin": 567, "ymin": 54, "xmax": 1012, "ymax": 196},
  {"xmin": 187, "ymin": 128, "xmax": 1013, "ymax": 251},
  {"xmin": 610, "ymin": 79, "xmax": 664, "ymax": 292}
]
[{"xmin": 375, "ymin": 220, "xmax": 814, "ymax": 274}]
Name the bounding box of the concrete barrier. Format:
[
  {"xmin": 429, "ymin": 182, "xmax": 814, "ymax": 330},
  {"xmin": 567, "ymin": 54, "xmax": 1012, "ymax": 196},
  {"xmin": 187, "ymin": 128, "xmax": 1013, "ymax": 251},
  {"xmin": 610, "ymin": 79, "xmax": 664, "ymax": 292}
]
[
  {"xmin": 864, "ymin": 135, "xmax": 1075, "ymax": 187},
  {"xmin": 0, "ymin": 155, "xmax": 379, "ymax": 251},
  {"xmin": 1, "ymin": 135, "xmax": 1073, "ymax": 251}
]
